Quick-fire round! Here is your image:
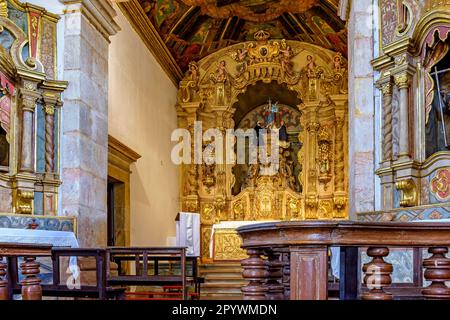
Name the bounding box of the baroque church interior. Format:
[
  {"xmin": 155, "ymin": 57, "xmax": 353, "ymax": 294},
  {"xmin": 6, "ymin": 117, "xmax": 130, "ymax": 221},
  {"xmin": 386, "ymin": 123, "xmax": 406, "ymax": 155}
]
[{"xmin": 0, "ymin": 0, "xmax": 450, "ymax": 302}]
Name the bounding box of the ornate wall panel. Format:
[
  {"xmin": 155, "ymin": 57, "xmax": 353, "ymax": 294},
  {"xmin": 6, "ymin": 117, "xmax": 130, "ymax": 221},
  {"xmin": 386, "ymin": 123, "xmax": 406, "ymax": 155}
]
[{"xmin": 0, "ymin": 1, "xmax": 67, "ymax": 220}]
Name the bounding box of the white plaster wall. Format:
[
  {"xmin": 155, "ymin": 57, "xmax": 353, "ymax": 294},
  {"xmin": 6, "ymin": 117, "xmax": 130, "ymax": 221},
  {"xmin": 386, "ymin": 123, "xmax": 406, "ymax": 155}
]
[{"xmin": 108, "ymin": 6, "xmax": 180, "ymax": 245}]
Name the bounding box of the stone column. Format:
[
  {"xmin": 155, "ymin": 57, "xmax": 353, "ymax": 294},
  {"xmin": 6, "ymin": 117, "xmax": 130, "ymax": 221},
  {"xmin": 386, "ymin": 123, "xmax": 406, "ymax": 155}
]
[
  {"xmin": 394, "ymin": 73, "xmax": 411, "ymax": 161},
  {"xmin": 60, "ymin": 0, "xmax": 119, "ymax": 246},
  {"xmin": 347, "ymin": 0, "xmax": 376, "ymax": 216}
]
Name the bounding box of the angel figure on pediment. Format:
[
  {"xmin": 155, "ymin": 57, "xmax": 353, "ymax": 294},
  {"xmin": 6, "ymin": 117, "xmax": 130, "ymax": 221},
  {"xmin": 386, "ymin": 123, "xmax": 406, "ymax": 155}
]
[
  {"xmin": 233, "ymin": 47, "xmax": 249, "ymax": 75},
  {"xmin": 185, "ymin": 61, "xmax": 199, "ymax": 82},
  {"xmin": 279, "ymin": 39, "xmax": 294, "ymax": 76},
  {"xmin": 210, "ymin": 60, "xmax": 228, "ymax": 83}
]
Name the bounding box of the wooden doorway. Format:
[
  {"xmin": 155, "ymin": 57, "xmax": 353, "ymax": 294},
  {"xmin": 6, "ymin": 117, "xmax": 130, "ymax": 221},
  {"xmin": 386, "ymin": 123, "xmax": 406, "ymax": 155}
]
[{"xmin": 107, "ymin": 135, "xmax": 141, "ymax": 247}]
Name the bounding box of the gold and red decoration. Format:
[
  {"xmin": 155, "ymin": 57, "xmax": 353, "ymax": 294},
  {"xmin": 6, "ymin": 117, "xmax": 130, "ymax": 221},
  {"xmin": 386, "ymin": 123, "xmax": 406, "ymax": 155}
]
[{"xmin": 431, "ymin": 169, "xmax": 450, "ymax": 201}]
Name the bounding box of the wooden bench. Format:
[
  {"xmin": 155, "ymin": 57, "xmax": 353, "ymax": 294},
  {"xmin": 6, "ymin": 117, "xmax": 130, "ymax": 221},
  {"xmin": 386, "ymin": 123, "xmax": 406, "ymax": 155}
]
[{"xmin": 107, "ymin": 247, "xmax": 202, "ymax": 300}]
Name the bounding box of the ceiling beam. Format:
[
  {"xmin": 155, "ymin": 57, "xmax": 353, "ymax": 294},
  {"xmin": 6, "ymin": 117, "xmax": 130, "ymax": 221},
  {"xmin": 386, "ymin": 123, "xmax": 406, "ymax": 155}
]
[{"xmin": 117, "ymin": 0, "xmax": 183, "ymax": 86}]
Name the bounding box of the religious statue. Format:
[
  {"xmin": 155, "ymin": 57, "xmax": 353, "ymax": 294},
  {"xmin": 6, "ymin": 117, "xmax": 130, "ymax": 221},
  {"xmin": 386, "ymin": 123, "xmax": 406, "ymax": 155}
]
[
  {"xmin": 279, "ymin": 39, "xmax": 294, "ymax": 76},
  {"xmin": 233, "ymin": 47, "xmax": 249, "ymax": 75},
  {"xmin": 265, "ymin": 98, "xmax": 279, "ymax": 127}
]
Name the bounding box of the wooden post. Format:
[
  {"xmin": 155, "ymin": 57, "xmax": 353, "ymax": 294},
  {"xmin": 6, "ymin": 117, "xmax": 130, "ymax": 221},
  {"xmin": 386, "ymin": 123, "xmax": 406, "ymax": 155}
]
[
  {"xmin": 361, "ymin": 247, "xmax": 393, "ymax": 300},
  {"xmin": 241, "ymin": 249, "xmax": 269, "ymax": 300},
  {"xmin": 339, "ymin": 247, "xmax": 359, "ymax": 300},
  {"xmin": 282, "ymin": 252, "xmax": 290, "ymax": 300},
  {"xmin": 265, "ymin": 251, "xmax": 284, "ymax": 300},
  {"xmin": 0, "ymin": 256, "xmax": 8, "ymax": 300},
  {"xmin": 290, "ymin": 246, "xmax": 328, "ymax": 300},
  {"xmin": 422, "ymin": 247, "xmax": 450, "ymax": 300},
  {"xmin": 20, "ymin": 256, "xmax": 42, "ymax": 300}
]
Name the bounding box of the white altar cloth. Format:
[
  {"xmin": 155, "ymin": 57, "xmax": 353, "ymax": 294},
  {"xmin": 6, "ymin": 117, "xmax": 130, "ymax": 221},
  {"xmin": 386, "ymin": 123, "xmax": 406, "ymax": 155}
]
[
  {"xmin": 0, "ymin": 228, "xmax": 80, "ymax": 278},
  {"xmin": 176, "ymin": 212, "xmax": 200, "ymax": 257}
]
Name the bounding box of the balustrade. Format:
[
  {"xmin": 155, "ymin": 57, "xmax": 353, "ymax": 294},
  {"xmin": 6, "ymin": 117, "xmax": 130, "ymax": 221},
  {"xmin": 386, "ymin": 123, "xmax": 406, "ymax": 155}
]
[{"xmin": 237, "ymin": 221, "xmax": 450, "ymax": 300}]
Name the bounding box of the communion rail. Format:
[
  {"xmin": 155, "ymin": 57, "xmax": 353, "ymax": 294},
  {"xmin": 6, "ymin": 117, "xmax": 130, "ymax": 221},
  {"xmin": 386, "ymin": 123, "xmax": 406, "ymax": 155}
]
[{"xmin": 236, "ymin": 221, "xmax": 450, "ymax": 300}]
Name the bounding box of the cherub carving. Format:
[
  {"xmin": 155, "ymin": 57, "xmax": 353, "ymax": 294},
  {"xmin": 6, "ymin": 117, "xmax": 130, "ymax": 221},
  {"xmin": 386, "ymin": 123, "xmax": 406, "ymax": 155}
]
[
  {"xmin": 234, "ymin": 47, "xmax": 249, "ymax": 74},
  {"xmin": 333, "ymin": 53, "xmax": 344, "ymax": 74},
  {"xmin": 185, "ymin": 61, "xmax": 199, "ymax": 82},
  {"xmin": 211, "ymin": 60, "xmax": 228, "ymax": 83}
]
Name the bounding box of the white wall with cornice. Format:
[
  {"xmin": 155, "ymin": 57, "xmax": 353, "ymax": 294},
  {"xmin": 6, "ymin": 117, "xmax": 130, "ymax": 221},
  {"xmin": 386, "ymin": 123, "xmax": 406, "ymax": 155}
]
[{"xmin": 108, "ymin": 4, "xmax": 180, "ymax": 246}]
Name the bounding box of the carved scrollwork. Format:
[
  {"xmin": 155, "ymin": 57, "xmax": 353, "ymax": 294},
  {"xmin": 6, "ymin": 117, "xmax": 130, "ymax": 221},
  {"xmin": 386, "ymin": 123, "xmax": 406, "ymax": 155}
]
[{"xmin": 395, "ymin": 179, "xmax": 418, "ymax": 207}]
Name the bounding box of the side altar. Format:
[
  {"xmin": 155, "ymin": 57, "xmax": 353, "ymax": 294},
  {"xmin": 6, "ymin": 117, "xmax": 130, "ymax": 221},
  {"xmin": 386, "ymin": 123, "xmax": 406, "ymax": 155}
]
[{"xmin": 175, "ymin": 31, "xmax": 349, "ymax": 262}]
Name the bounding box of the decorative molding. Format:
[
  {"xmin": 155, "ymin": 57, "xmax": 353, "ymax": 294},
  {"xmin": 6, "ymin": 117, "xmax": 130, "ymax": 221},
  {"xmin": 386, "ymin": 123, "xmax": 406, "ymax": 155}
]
[
  {"xmin": 117, "ymin": 0, "xmax": 183, "ymax": 86},
  {"xmin": 60, "ymin": 0, "xmax": 121, "ymax": 41},
  {"xmin": 108, "ymin": 135, "xmax": 141, "ymax": 170}
]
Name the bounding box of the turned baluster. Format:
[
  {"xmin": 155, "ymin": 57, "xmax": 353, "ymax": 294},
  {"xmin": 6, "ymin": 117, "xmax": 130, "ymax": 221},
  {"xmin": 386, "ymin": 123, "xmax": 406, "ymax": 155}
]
[
  {"xmin": 0, "ymin": 256, "xmax": 8, "ymax": 300},
  {"xmin": 282, "ymin": 252, "xmax": 290, "ymax": 300},
  {"xmin": 265, "ymin": 251, "xmax": 284, "ymax": 300},
  {"xmin": 241, "ymin": 248, "xmax": 269, "ymax": 300},
  {"xmin": 422, "ymin": 247, "xmax": 450, "ymax": 300},
  {"xmin": 361, "ymin": 247, "xmax": 393, "ymax": 300},
  {"xmin": 20, "ymin": 256, "xmax": 42, "ymax": 300}
]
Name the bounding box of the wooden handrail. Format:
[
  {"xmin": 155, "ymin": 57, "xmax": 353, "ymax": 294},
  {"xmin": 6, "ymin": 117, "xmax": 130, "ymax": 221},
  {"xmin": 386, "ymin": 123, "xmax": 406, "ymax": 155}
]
[{"xmin": 237, "ymin": 221, "xmax": 450, "ymax": 300}]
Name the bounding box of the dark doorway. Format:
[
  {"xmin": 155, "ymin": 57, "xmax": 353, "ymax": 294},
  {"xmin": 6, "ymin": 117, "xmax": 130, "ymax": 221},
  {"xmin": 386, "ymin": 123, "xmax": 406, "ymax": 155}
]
[{"xmin": 107, "ymin": 177, "xmax": 126, "ymax": 247}]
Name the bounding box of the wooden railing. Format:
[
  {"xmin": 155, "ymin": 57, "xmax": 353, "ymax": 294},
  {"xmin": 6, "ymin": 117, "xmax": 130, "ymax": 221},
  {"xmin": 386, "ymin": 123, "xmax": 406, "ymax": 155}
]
[
  {"xmin": 236, "ymin": 221, "xmax": 450, "ymax": 300},
  {"xmin": 0, "ymin": 245, "xmax": 200, "ymax": 300}
]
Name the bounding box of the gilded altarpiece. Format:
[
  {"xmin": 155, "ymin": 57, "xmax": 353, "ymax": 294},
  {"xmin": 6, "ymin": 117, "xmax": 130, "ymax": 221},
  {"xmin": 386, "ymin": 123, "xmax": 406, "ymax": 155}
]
[
  {"xmin": 369, "ymin": 0, "xmax": 450, "ymax": 221},
  {"xmin": 0, "ymin": 0, "xmax": 68, "ymax": 222},
  {"xmin": 176, "ymin": 31, "xmax": 349, "ymax": 261}
]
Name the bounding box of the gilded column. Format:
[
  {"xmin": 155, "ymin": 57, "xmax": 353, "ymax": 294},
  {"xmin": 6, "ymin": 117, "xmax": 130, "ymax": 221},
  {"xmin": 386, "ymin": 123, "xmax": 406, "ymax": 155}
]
[
  {"xmin": 42, "ymin": 94, "xmax": 60, "ymax": 173},
  {"xmin": 381, "ymin": 82, "xmax": 393, "ymax": 164},
  {"xmin": 334, "ymin": 118, "xmax": 345, "ymax": 192},
  {"xmin": 394, "ymin": 73, "xmax": 410, "ymax": 160},
  {"xmin": 305, "ymin": 107, "xmax": 319, "ymax": 218}
]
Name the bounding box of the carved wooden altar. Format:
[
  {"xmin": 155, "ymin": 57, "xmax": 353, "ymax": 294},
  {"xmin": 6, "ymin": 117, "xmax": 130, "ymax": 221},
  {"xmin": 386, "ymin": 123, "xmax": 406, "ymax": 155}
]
[{"xmin": 176, "ymin": 30, "xmax": 349, "ymax": 261}]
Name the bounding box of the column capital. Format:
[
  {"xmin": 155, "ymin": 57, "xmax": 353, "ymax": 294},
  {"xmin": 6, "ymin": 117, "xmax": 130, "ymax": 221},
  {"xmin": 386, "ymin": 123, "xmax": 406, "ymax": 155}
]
[
  {"xmin": 60, "ymin": 0, "xmax": 120, "ymax": 40},
  {"xmin": 394, "ymin": 72, "xmax": 411, "ymax": 89}
]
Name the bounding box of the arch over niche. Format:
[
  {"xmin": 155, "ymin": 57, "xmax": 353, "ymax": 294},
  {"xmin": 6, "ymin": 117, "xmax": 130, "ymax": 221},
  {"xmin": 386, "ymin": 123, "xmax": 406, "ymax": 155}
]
[{"xmin": 176, "ymin": 31, "xmax": 349, "ymax": 261}]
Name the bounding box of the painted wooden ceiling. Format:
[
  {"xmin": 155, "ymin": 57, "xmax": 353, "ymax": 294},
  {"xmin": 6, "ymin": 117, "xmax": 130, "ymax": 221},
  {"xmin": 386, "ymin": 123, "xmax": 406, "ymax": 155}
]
[{"xmin": 138, "ymin": 0, "xmax": 347, "ymax": 72}]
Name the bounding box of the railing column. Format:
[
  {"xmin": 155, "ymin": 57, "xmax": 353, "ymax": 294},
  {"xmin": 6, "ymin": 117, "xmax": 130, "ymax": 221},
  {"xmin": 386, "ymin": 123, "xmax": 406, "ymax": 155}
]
[
  {"xmin": 361, "ymin": 247, "xmax": 393, "ymax": 300},
  {"xmin": 20, "ymin": 256, "xmax": 42, "ymax": 300},
  {"xmin": 241, "ymin": 248, "xmax": 269, "ymax": 300},
  {"xmin": 282, "ymin": 252, "xmax": 290, "ymax": 300},
  {"xmin": 422, "ymin": 247, "xmax": 450, "ymax": 300},
  {"xmin": 265, "ymin": 251, "xmax": 284, "ymax": 300},
  {"xmin": 0, "ymin": 256, "xmax": 8, "ymax": 300}
]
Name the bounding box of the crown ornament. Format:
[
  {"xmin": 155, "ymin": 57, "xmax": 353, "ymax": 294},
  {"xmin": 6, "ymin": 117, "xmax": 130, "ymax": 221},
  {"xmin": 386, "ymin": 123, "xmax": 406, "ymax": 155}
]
[{"xmin": 254, "ymin": 30, "xmax": 271, "ymax": 42}]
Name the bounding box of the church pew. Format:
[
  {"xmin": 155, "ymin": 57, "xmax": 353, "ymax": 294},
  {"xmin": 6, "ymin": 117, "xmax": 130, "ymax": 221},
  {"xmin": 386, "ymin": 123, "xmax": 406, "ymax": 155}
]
[{"xmin": 106, "ymin": 247, "xmax": 191, "ymax": 300}]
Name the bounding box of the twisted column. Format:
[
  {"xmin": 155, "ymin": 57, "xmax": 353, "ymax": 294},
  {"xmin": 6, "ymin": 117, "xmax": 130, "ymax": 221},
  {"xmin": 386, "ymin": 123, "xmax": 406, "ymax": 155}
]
[
  {"xmin": 381, "ymin": 83, "xmax": 393, "ymax": 163},
  {"xmin": 334, "ymin": 118, "xmax": 345, "ymax": 192},
  {"xmin": 44, "ymin": 104, "xmax": 55, "ymax": 173}
]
